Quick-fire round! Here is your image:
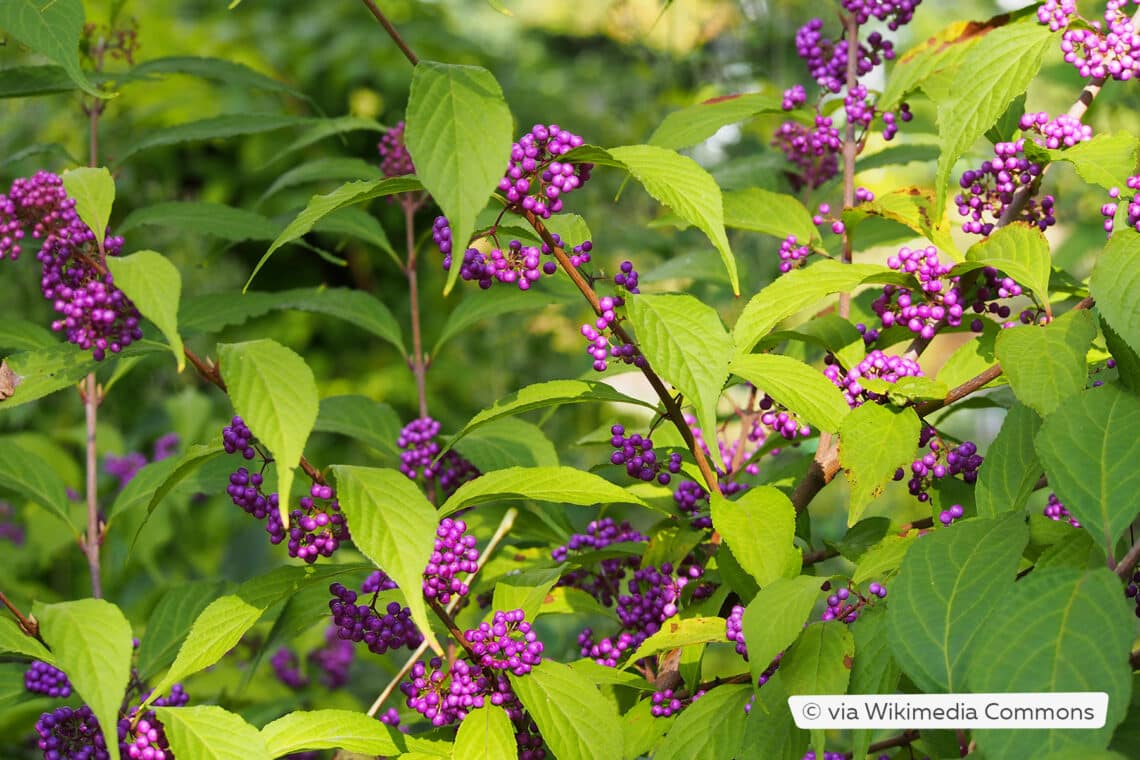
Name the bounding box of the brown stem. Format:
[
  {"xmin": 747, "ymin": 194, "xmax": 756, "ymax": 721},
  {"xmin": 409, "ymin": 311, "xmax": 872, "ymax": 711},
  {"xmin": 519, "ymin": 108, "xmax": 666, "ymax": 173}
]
[
  {"xmin": 803, "ymin": 546, "xmax": 839, "ymax": 565},
  {"xmin": 837, "ymin": 11, "xmax": 859, "ymax": 319},
  {"xmin": 0, "ymin": 589, "xmax": 42, "ymax": 639},
  {"xmin": 360, "ymin": 0, "xmax": 419, "ymax": 66},
  {"xmin": 1130, "ymin": 648, "xmax": 1140, "ymax": 671},
  {"xmin": 523, "ymin": 211, "xmax": 722, "ymax": 495},
  {"xmin": 1115, "ymin": 539, "xmax": 1140, "ymax": 581},
  {"xmin": 403, "ymin": 197, "xmax": 429, "ymax": 419},
  {"xmin": 427, "ymin": 598, "xmax": 480, "ymax": 662},
  {"xmin": 82, "ymin": 374, "xmax": 103, "ymax": 598}
]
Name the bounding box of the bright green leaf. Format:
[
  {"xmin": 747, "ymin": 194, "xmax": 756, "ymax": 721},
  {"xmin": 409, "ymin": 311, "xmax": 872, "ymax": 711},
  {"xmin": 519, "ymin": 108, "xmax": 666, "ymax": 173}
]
[
  {"xmin": 136, "ymin": 580, "xmax": 227, "ymax": 681},
  {"xmin": 779, "ymin": 623, "xmax": 854, "ymax": 696},
  {"xmin": 454, "ymin": 705, "xmax": 517, "ymax": 760},
  {"xmin": 728, "ymin": 354, "xmax": 850, "ymax": 433},
  {"xmin": 154, "ymin": 705, "xmax": 269, "ymax": 760},
  {"xmin": 510, "ymin": 660, "xmax": 624, "ymax": 760},
  {"xmin": 1090, "ymin": 229, "xmax": 1140, "ymax": 356},
  {"xmin": 62, "ymin": 167, "xmax": 114, "ymax": 246},
  {"xmin": 107, "ymin": 250, "xmax": 184, "ymax": 370},
  {"xmin": 711, "ymin": 487, "xmax": 800, "ymax": 586},
  {"xmin": 0, "ymin": 616, "xmax": 55, "ymax": 664},
  {"xmin": 623, "ymin": 616, "xmax": 727, "ymax": 667},
  {"xmin": 965, "ymin": 223, "xmax": 1054, "ymax": 314},
  {"xmin": 653, "ymin": 684, "xmax": 753, "ymax": 760},
  {"xmin": 838, "ymin": 404, "xmax": 921, "ymax": 525},
  {"xmin": 741, "ymin": 576, "xmax": 821, "ymax": 688},
  {"xmin": 648, "ymin": 93, "xmax": 782, "ymax": 150},
  {"xmin": 722, "ymin": 187, "xmax": 819, "ymax": 245},
  {"xmin": 0, "ymin": 0, "xmax": 104, "ymax": 97},
  {"xmin": 995, "ymin": 310, "xmax": 1095, "ymax": 416},
  {"xmin": 440, "ymin": 466, "xmax": 648, "ymax": 517},
  {"xmin": 259, "ymin": 709, "xmax": 402, "ymax": 756},
  {"xmin": 976, "ymin": 403, "xmax": 1043, "ymax": 517}
]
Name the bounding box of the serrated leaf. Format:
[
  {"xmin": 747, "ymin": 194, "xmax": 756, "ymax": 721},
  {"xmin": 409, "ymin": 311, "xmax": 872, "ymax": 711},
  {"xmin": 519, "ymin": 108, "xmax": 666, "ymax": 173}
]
[
  {"xmin": 741, "ymin": 576, "xmax": 821, "ymax": 687},
  {"xmin": 314, "ymin": 395, "xmax": 402, "ymax": 459},
  {"xmin": 136, "ymin": 580, "xmax": 227, "ymax": 681},
  {"xmin": 454, "ymin": 705, "xmax": 517, "ymax": 760},
  {"xmin": 965, "ymin": 222, "xmax": 1054, "ymax": 313},
  {"xmin": 219, "ymin": 340, "xmax": 318, "ymax": 522},
  {"xmin": 405, "ymin": 61, "xmax": 512, "ymax": 295},
  {"xmin": 259, "ymin": 709, "xmax": 402, "ymax": 756},
  {"xmin": 728, "ymin": 354, "xmax": 849, "ymax": 433},
  {"xmin": 722, "ymin": 187, "xmax": 819, "ymax": 245},
  {"xmin": 0, "ymin": 616, "xmax": 55, "ymax": 663},
  {"xmin": 626, "ymin": 293, "xmax": 731, "ymax": 448},
  {"xmin": 711, "ymin": 487, "xmax": 800, "ymax": 586},
  {"xmin": 778, "ymin": 623, "xmax": 854, "ymax": 696},
  {"xmin": 0, "ymin": 64, "xmax": 75, "ymax": 98},
  {"xmin": 0, "ymin": 438, "xmax": 74, "ymax": 531},
  {"xmin": 539, "ymin": 587, "xmax": 617, "ymax": 620},
  {"xmin": 433, "ymin": 287, "xmax": 576, "ymax": 354},
  {"xmin": 330, "ymin": 465, "xmax": 441, "ymax": 655},
  {"xmin": 0, "ymin": 0, "xmax": 104, "ymax": 97},
  {"xmin": 115, "ymin": 113, "xmax": 312, "ymax": 164},
  {"xmin": 976, "ymin": 403, "xmax": 1042, "ymax": 517},
  {"xmin": 271, "ymin": 288, "xmax": 404, "ymax": 355},
  {"xmin": 623, "ymin": 616, "xmax": 727, "ymax": 666},
  {"xmin": 852, "ymin": 533, "xmax": 917, "ymax": 584},
  {"xmin": 878, "ymin": 17, "xmax": 999, "ymax": 110},
  {"xmin": 653, "ymin": 684, "xmax": 753, "ymax": 760},
  {"xmin": 445, "ymin": 380, "xmax": 657, "ymax": 455},
  {"xmin": 1045, "ymin": 133, "xmax": 1140, "ymax": 191},
  {"xmin": 648, "ymin": 93, "xmax": 782, "ymax": 150},
  {"xmin": 838, "ymin": 404, "xmax": 921, "ymax": 525},
  {"xmin": 106, "ymin": 250, "xmax": 184, "ymax": 370},
  {"xmin": 0, "ymin": 344, "xmax": 94, "ymax": 409},
  {"xmin": 440, "ymin": 466, "xmax": 648, "ymax": 517},
  {"xmin": 934, "ymin": 22, "xmax": 1057, "ymax": 213},
  {"xmin": 1035, "ymin": 385, "xmax": 1140, "ymax": 556},
  {"xmin": 312, "ymin": 206, "xmax": 397, "ymax": 264},
  {"xmin": 995, "ymin": 310, "xmax": 1095, "ymax": 416},
  {"xmin": 259, "ymin": 157, "xmax": 381, "ymax": 201},
  {"xmin": 455, "ymin": 417, "xmax": 559, "ymax": 471},
  {"xmin": 760, "ymin": 315, "xmax": 864, "ymax": 371},
  {"xmin": 843, "ymin": 187, "xmax": 958, "ymax": 258},
  {"xmin": 35, "ymin": 600, "xmax": 134, "ymax": 760},
  {"xmin": 509, "ymin": 660, "xmax": 623, "ymax": 760},
  {"xmin": 155, "ymin": 705, "xmax": 269, "ymax": 760},
  {"xmin": 969, "ymin": 569, "xmax": 1132, "ymax": 757},
  {"xmin": 740, "ymin": 675, "xmax": 808, "ymax": 760},
  {"xmin": 117, "ymin": 202, "xmax": 278, "ymax": 241},
  {"xmin": 1090, "ymin": 229, "xmax": 1140, "ymax": 356},
  {"xmin": 609, "ymin": 145, "xmax": 737, "ymax": 294},
  {"xmin": 733, "ymin": 261, "xmax": 893, "ymax": 358},
  {"xmin": 887, "ymin": 514, "xmax": 1027, "ymax": 693},
  {"xmin": 1036, "ymin": 529, "xmax": 1104, "ymax": 572},
  {"xmin": 491, "ymin": 568, "xmax": 562, "ymax": 622},
  {"xmin": 62, "ymin": 168, "xmax": 114, "ymax": 247},
  {"xmin": 250, "ymin": 176, "xmax": 421, "ymax": 288}
]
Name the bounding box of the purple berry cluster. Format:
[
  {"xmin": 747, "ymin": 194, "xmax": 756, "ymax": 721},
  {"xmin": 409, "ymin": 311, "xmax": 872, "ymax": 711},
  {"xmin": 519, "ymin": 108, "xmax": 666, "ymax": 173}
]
[
  {"xmin": 939, "ymin": 504, "xmax": 966, "ymax": 526},
  {"xmin": 772, "ymin": 116, "xmax": 842, "ymax": 191},
  {"xmin": 1019, "ymin": 111, "xmax": 1093, "ymax": 150},
  {"xmin": 824, "ymin": 350, "xmax": 924, "ymax": 408},
  {"xmin": 650, "ymin": 688, "xmax": 705, "ymax": 718},
  {"xmin": 226, "ymin": 468, "xmax": 278, "ymax": 519},
  {"xmin": 271, "ymin": 647, "xmax": 309, "ymax": 689},
  {"xmin": 222, "ymin": 416, "xmax": 256, "ymax": 459},
  {"xmin": 397, "ymin": 417, "xmax": 480, "ymax": 496},
  {"xmin": 1125, "ymin": 569, "xmax": 1140, "ymax": 618},
  {"xmin": 726, "ymin": 605, "xmax": 747, "ymax": 658},
  {"xmin": 423, "ymin": 518, "xmax": 480, "ymax": 604},
  {"xmin": 307, "ymin": 625, "xmax": 356, "ymax": 688},
  {"xmin": 955, "ymin": 139, "xmax": 1054, "ymax": 236},
  {"xmin": 377, "ymin": 121, "xmax": 415, "ymax": 178},
  {"xmin": 282, "ymin": 482, "xmax": 350, "ymax": 564},
  {"xmin": 499, "ymin": 124, "xmax": 592, "ymax": 219},
  {"xmin": 328, "ymin": 579, "xmax": 423, "ymax": 656},
  {"xmin": 0, "ymin": 171, "xmax": 143, "ymax": 360},
  {"xmin": 34, "ymin": 705, "xmax": 109, "ymax": 760},
  {"xmin": 117, "ymin": 711, "xmax": 173, "ymax": 760},
  {"xmin": 1101, "ymin": 175, "xmax": 1140, "ymax": 235},
  {"xmin": 1057, "ymin": 0, "xmax": 1140, "ymax": 81},
  {"xmin": 822, "ymin": 581, "xmax": 887, "ymax": 623},
  {"xmin": 608, "ymin": 424, "xmax": 683, "ymax": 484},
  {"xmin": 464, "ymin": 609, "xmax": 544, "ymax": 675},
  {"xmin": 894, "ymin": 426, "xmax": 982, "ymax": 503},
  {"xmin": 778, "ymin": 235, "xmax": 811, "ymax": 273},
  {"xmin": 781, "ymin": 84, "xmax": 807, "ymax": 110},
  {"xmin": 841, "ymin": 0, "xmax": 921, "ymax": 29},
  {"xmin": 25, "ymin": 661, "xmax": 72, "ymax": 698},
  {"xmin": 1043, "ymin": 492, "xmax": 1080, "ymax": 528},
  {"xmin": 552, "ymin": 517, "xmax": 647, "ymax": 606},
  {"xmin": 0, "ymin": 501, "xmax": 24, "ymax": 546}
]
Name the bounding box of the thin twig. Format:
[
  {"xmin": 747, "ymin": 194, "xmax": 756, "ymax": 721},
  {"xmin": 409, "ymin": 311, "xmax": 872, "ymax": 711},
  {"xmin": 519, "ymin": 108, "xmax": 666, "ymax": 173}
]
[
  {"xmin": 837, "ymin": 10, "xmax": 859, "ymax": 320},
  {"xmin": 367, "ymin": 507, "xmax": 518, "ymax": 717},
  {"xmin": 0, "ymin": 588, "xmax": 42, "ymax": 639},
  {"xmin": 82, "ymin": 374, "xmax": 103, "ymax": 598},
  {"xmin": 403, "ymin": 197, "xmax": 430, "ymax": 420},
  {"xmin": 360, "ymin": 0, "xmax": 419, "ymax": 66},
  {"xmin": 1114, "ymin": 540, "xmax": 1140, "ymax": 581}
]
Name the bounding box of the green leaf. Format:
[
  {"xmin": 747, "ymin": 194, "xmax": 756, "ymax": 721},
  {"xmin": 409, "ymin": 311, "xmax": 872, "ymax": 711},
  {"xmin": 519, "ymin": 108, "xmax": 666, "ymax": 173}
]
[
  {"xmin": 969, "ymin": 569, "xmax": 1132, "ymax": 758},
  {"xmin": 62, "ymin": 167, "xmax": 114, "ymax": 247},
  {"xmin": 251, "ymin": 176, "xmax": 421, "ymax": 288},
  {"xmin": 722, "ymin": 187, "xmax": 818, "ymax": 245},
  {"xmin": 1090, "ymin": 229, "xmax": 1140, "ymax": 356},
  {"xmin": 1045, "ymin": 133, "xmax": 1140, "ymax": 191},
  {"xmin": 1102, "ymin": 319, "xmax": 1140, "ymax": 392},
  {"xmin": 129, "ymin": 56, "xmax": 309, "ymax": 102},
  {"xmin": 623, "ymin": 697, "xmax": 673, "ymax": 760},
  {"xmin": 609, "ymin": 145, "xmax": 737, "ymax": 294},
  {"xmin": 626, "ymin": 293, "xmax": 731, "ymax": 448},
  {"xmin": 732, "ymin": 261, "xmax": 893, "ymax": 358},
  {"xmin": 648, "ymin": 93, "xmax": 782, "ymax": 150},
  {"xmin": 838, "ymin": 404, "xmax": 922, "ymax": 525},
  {"xmin": 0, "ymin": 616, "xmax": 55, "ymax": 663},
  {"xmin": 278, "ymin": 116, "xmax": 388, "ymax": 158},
  {"xmin": 976, "ymin": 403, "xmax": 1043, "ymax": 517},
  {"xmin": 440, "ymin": 465, "xmax": 647, "ymax": 517},
  {"xmin": 115, "ymin": 113, "xmax": 312, "ymax": 164},
  {"xmin": 878, "ymin": 17, "xmax": 995, "ymax": 110},
  {"xmin": 711, "ymin": 487, "xmax": 800, "ymax": 586},
  {"xmin": 996, "ymin": 310, "xmax": 1096, "ymax": 416},
  {"xmin": 259, "ymin": 157, "xmax": 381, "ymax": 201},
  {"xmin": 851, "ymin": 534, "xmax": 917, "ymax": 584},
  {"xmin": 728, "ymin": 354, "xmax": 850, "ymax": 433},
  {"xmin": 0, "ymin": 439, "xmax": 74, "ymax": 531},
  {"xmin": 653, "ymin": 684, "xmax": 753, "ymax": 760},
  {"xmin": 848, "ymin": 607, "xmax": 901, "ymax": 760},
  {"xmin": 538, "ymin": 587, "xmax": 616, "ymax": 620},
  {"xmin": 134, "ymin": 444, "xmax": 225, "ymax": 539},
  {"xmin": 0, "ymin": 64, "xmax": 75, "ymax": 98},
  {"xmin": 330, "ymin": 465, "xmax": 442, "ymax": 655},
  {"xmin": 761, "ymin": 315, "xmax": 864, "ymax": 372},
  {"xmin": 0, "ymin": 319, "xmax": 57, "ymax": 351},
  {"xmin": 965, "ymin": 222, "xmax": 1054, "ymax": 313},
  {"xmin": 1036, "ymin": 529, "xmax": 1105, "ymax": 573},
  {"xmin": 0, "ymin": 344, "xmax": 92, "ymax": 409},
  {"xmin": 219, "ymin": 340, "xmax": 318, "ymax": 521},
  {"xmin": 934, "ymin": 22, "xmax": 1057, "ymax": 213},
  {"xmin": 259, "ymin": 709, "xmax": 402, "ymax": 756},
  {"xmin": 136, "ymin": 580, "xmax": 227, "ymax": 681},
  {"xmin": 0, "ymin": 0, "xmax": 104, "ymax": 97},
  {"xmin": 509, "ymin": 660, "xmax": 624, "ymax": 760},
  {"xmin": 454, "ymin": 417, "xmax": 559, "ymax": 471},
  {"xmin": 106, "ymin": 250, "xmax": 184, "ymax": 370},
  {"xmin": 107, "ymin": 457, "xmax": 180, "ymax": 522},
  {"xmin": 270, "ymin": 288, "xmax": 404, "ymax": 355},
  {"xmin": 491, "ymin": 568, "xmax": 562, "ymax": 622},
  {"xmin": 1035, "ymin": 385, "xmax": 1140, "ymax": 555},
  {"xmin": 454, "ymin": 705, "xmax": 517, "ymax": 760},
  {"xmin": 405, "ymin": 61, "xmax": 512, "ymax": 295},
  {"xmin": 434, "ymin": 287, "xmax": 576, "ymax": 354},
  {"xmin": 312, "ymin": 206, "xmax": 397, "ymax": 263},
  {"xmin": 741, "ymin": 576, "xmax": 822, "ymax": 687},
  {"xmin": 623, "ymin": 616, "xmax": 727, "ymax": 666},
  {"xmin": 856, "ymin": 143, "xmax": 940, "ymax": 172},
  {"xmin": 887, "ymin": 514, "xmax": 1028, "ymax": 693},
  {"xmin": 740, "ymin": 675, "xmax": 808, "ymax": 760},
  {"xmin": 936, "ymin": 321, "xmax": 1000, "ymax": 390},
  {"xmin": 117, "ymin": 202, "xmax": 278, "ymax": 242},
  {"xmin": 843, "ymin": 187, "xmax": 957, "ymax": 258},
  {"xmin": 314, "ymin": 395, "xmax": 402, "ymax": 459},
  {"xmin": 154, "ymin": 705, "xmax": 269, "ymax": 760},
  {"xmin": 445, "ymin": 379, "xmax": 657, "ymax": 454},
  {"xmin": 35, "ymin": 599, "xmax": 134, "ymax": 760},
  {"xmin": 778, "ymin": 622, "xmax": 854, "ymax": 696}
]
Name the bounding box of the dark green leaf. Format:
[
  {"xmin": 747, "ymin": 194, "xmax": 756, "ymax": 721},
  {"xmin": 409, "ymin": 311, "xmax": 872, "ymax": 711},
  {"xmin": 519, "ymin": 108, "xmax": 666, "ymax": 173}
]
[
  {"xmin": 975, "ymin": 403, "xmax": 1043, "ymax": 516},
  {"xmin": 648, "ymin": 93, "xmax": 782, "ymax": 150},
  {"xmin": 0, "ymin": 0, "xmax": 103, "ymax": 97},
  {"xmin": 117, "ymin": 202, "xmax": 278, "ymax": 242},
  {"xmin": 779, "ymin": 622, "xmax": 854, "ymax": 696},
  {"xmin": 1090, "ymin": 229, "xmax": 1140, "ymax": 356},
  {"xmin": 0, "ymin": 438, "xmax": 74, "ymax": 531},
  {"xmin": 136, "ymin": 580, "xmax": 227, "ymax": 681},
  {"xmin": 116, "ymin": 113, "xmax": 312, "ymax": 164},
  {"xmin": 314, "ymin": 395, "xmax": 402, "ymax": 459},
  {"xmin": 0, "ymin": 64, "xmax": 74, "ymax": 98}
]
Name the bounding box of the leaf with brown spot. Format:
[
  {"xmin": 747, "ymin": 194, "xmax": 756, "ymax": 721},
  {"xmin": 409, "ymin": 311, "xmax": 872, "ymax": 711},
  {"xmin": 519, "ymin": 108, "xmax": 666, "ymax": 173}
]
[
  {"xmin": 0, "ymin": 359, "xmax": 21, "ymax": 401},
  {"xmin": 844, "ymin": 654, "xmax": 854, "ymax": 670}
]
